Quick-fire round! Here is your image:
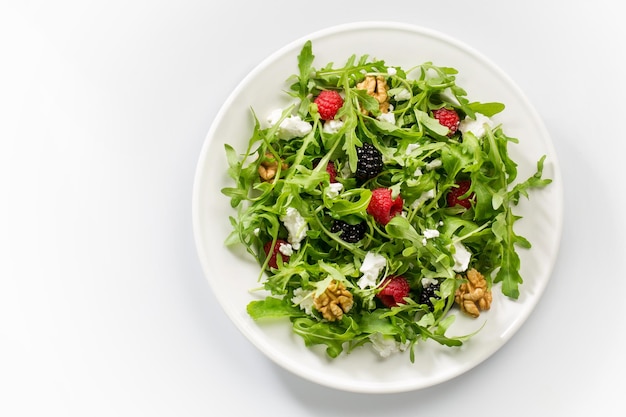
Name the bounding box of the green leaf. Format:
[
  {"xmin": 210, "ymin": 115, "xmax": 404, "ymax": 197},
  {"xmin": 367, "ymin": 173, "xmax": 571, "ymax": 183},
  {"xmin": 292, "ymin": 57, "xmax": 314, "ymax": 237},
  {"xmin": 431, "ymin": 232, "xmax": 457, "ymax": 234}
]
[
  {"xmin": 492, "ymin": 190, "xmax": 506, "ymax": 210},
  {"xmin": 467, "ymin": 101, "xmax": 505, "ymax": 117},
  {"xmin": 297, "ymin": 40, "xmax": 314, "ymax": 98},
  {"xmin": 324, "ymin": 189, "xmax": 372, "ymax": 216},
  {"xmin": 508, "ymin": 155, "xmax": 552, "ymax": 204},
  {"xmin": 292, "ymin": 316, "xmax": 360, "ymax": 358},
  {"xmin": 247, "ymin": 297, "xmax": 302, "ymax": 320},
  {"xmin": 385, "ymin": 216, "xmax": 422, "ymax": 244},
  {"xmin": 495, "ymin": 250, "xmax": 523, "ymax": 299},
  {"xmin": 358, "ymin": 310, "xmax": 401, "ymax": 335},
  {"xmin": 419, "ymin": 326, "xmax": 463, "ymax": 347},
  {"xmin": 351, "ymin": 89, "xmax": 379, "ymax": 114},
  {"xmin": 415, "ymin": 109, "xmax": 450, "ymax": 137}
]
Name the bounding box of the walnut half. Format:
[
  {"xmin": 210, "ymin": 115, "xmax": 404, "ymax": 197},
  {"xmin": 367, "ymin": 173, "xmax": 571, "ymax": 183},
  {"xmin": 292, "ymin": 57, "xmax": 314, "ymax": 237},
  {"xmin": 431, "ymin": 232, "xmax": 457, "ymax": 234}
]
[
  {"xmin": 356, "ymin": 75, "xmax": 390, "ymax": 114},
  {"xmin": 313, "ymin": 280, "xmax": 354, "ymax": 322},
  {"xmin": 454, "ymin": 268, "xmax": 492, "ymax": 318},
  {"xmin": 258, "ymin": 152, "xmax": 288, "ymax": 182}
]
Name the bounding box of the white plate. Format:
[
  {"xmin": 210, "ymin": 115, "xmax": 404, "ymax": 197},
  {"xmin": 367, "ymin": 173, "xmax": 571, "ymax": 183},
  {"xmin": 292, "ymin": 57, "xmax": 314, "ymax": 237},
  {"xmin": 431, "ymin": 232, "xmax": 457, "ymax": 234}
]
[{"xmin": 192, "ymin": 21, "xmax": 563, "ymax": 393}]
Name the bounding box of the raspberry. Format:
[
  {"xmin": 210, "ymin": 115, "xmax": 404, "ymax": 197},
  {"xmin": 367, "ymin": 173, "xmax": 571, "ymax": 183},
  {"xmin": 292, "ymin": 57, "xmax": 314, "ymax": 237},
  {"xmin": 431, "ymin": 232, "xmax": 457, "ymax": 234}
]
[
  {"xmin": 326, "ymin": 161, "xmax": 338, "ymax": 183},
  {"xmin": 313, "ymin": 159, "xmax": 338, "ymax": 183},
  {"xmin": 367, "ymin": 188, "xmax": 403, "ymax": 225},
  {"xmin": 419, "ymin": 281, "xmax": 441, "ymax": 310},
  {"xmin": 356, "ymin": 143, "xmax": 383, "ymax": 180},
  {"xmin": 331, "ymin": 220, "xmax": 367, "ymax": 243},
  {"xmin": 376, "ymin": 276, "xmax": 411, "ymax": 308},
  {"xmin": 314, "ymin": 90, "xmax": 344, "ymax": 121},
  {"xmin": 433, "ymin": 108, "xmax": 460, "ymax": 136},
  {"xmin": 446, "ymin": 179, "xmax": 474, "ymax": 209},
  {"xmin": 263, "ymin": 239, "xmax": 290, "ymax": 269}
]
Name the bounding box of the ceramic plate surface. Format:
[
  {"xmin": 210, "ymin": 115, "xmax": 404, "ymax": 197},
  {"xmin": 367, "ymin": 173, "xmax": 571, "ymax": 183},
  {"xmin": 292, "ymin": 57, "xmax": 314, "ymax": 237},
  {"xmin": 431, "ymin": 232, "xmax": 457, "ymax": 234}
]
[{"xmin": 192, "ymin": 21, "xmax": 563, "ymax": 393}]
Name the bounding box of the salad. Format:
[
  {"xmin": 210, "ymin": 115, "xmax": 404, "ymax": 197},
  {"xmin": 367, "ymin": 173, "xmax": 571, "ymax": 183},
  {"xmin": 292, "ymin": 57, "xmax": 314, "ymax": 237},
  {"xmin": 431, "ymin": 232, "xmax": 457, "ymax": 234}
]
[{"xmin": 221, "ymin": 40, "xmax": 551, "ymax": 361}]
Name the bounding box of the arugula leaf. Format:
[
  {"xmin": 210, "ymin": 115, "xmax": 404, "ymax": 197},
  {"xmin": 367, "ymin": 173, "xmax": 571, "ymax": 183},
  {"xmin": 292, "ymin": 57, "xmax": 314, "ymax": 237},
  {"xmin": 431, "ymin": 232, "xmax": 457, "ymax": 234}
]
[
  {"xmin": 292, "ymin": 316, "xmax": 360, "ymax": 358},
  {"xmin": 491, "ymin": 155, "xmax": 552, "ymax": 298},
  {"xmin": 509, "ymin": 155, "xmax": 552, "ymax": 204},
  {"xmin": 467, "ymin": 101, "xmax": 506, "ymax": 117},
  {"xmin": 247, "ymin": 297, "xmax": 303, "ymax": 319}
]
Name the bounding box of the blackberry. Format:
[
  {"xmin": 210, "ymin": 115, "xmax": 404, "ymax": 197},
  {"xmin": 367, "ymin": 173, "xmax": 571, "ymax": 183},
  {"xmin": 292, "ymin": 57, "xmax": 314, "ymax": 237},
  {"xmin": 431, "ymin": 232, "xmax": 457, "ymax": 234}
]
[
  {"xmin": 419, "ymin": 281, "xmax": 441, "ymax": 310},
  {"xmin": 356, "ymin": 143, "xmax": 383, "ymax": 180},
  {"xmin": 331, "ymin": 220, "xmax": 367, "ymax": 243}
]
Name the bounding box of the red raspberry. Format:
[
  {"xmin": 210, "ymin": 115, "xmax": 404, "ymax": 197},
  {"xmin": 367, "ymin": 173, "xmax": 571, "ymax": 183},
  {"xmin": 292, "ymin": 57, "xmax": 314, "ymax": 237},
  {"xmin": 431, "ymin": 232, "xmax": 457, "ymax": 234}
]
[
  {"xmin": 314, "ymin": 90, "xmax": 344, "ymax": 120},
  {"xmin": 263, "ymin": 239, "xmax": 290, "ymax": 269},
  {"xmin": 433, "ymin": 108, "xmax": 460, "ymax": 136},
  {"xmin": 376, "ymin": 276, "xmax": 411, "ymax": 308},
  {"xmin": 446, "ymin": 179, "xmax": 475, "ymax": 209},
  {"xmin": 367, "ymin": 188, "xmax": 403, "ymax": 225},
  {"xmin": 313, "ymin": 159, "xmax": 338, "ymax": 183},
  {"xmin": 326, "ymin": 161, "xmax": 338, "ymax": 183}
]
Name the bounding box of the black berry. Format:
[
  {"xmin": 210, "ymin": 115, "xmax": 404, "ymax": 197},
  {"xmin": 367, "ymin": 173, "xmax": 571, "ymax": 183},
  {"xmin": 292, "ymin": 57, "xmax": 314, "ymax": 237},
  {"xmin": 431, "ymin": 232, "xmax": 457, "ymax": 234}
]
[
  {"xmin": 419, "ymin": 281, "xmax": 441, "ymax": 310},
  {"xmin": 331, "ymin": 220, "xmax": 367, "ymax": 243},
  {"xmin": 356, "ymin": 143, "xmax": 383, "ymax": 180}
]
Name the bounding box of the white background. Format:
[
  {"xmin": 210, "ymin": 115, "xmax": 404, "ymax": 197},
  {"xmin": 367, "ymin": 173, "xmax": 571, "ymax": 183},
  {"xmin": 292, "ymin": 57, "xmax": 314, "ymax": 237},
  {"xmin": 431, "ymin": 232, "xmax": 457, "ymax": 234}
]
[{"xmin": 1, "ymin": 1, "xmax": 625, "ymax": 416}]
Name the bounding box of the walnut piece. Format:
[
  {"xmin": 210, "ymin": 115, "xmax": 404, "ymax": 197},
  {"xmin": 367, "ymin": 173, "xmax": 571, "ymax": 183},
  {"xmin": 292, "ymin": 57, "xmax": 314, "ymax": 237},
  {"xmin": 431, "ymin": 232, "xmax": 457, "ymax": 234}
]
[
  {"xmin": 454, "ymin": 268, "xmax": 492, "ymax": 318},
  {"xmin": 258, "ymin": 152, "xmax": 288, "ymax": 182},
  {"xmin": 356, "ymin": 75, "xmax": 390, "ymax": 114},
  {"xmin": 313, "ymin": 280, "xmax": 354, "ymax": 322}
]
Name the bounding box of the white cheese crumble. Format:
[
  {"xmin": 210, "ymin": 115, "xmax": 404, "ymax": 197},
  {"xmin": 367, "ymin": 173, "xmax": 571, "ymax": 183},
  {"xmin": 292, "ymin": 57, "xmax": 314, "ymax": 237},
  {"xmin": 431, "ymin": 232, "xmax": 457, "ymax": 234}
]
[
  {"xmin": 357, "ymin": 252, "xmax": 386, "ymax": 289},
  {"xmin": 393, "ymin": 88, "xmax": 412, "ymax": 101},
  {"xmin": 278, "ymin": 242, "xmax": 293, "ymax": 257},
  {"xmin": 452, "ymin": 241, "xmax": 472, "ymax": 272},
  {"xmin": 405, "ymin": 143, "xmax": 420, "ymax": 155},
  {"xmin": 423, "ymin": 229, "xmax": 440, "ymax": 239},
  {"xmin": 422, "ymin": 226, "xmax": 441, "ymax": 246},
  {"xmin": 411, "ymin": 188, "xmax": 435, "ymax": 209},
  {"xmin": 324, "ymin": 182, "xmax": 344, "ymax": 198},
  {"xmin": 459, "ymin": 112, "xmax": 494, "ymax": 139},
  {"xmin": 369, "ymin": 332, "xmax": 408, "ymax": 358},
  {"xmin": 421, "ymin": 277, "xmax": 439, "ymax": 287},
  {"xmin": 291, "ymin": 288, "xmax": 314, "ymax": 315},
  {"xmin": 387, "ymin": 67, "xmax": 397, "ymax": 76},
  {"xmin": 280, "ymin": 207, "xmax": 308, "ymax": 250},
  {"xmin": 267, "ymin": 109, "xmax": 313, "ymax": 140},
  {"xmin": 322, "ymin": 119, "xmax": 344, "ymax": 134},
  {"xmin": 377, "ymin": 111, "xmax": 395, "ymax": 124}
]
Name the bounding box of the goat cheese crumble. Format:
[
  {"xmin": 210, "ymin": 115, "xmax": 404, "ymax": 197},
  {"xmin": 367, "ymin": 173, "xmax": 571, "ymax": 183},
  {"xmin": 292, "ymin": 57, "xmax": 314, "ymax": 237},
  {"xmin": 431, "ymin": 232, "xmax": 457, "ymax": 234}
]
[
  {"xmin": 324, "ymin": 182, "xmax": 344, "ymax": 198},
  {"xmin": 357, "ymin": 252, "xmax": 386, "ymax": 289},
  {"xmin": 411, "ymin": 188, "xmax": 435, "ymax": 209},
  {"xmin": 452, "ymin": 241, "xmax": 472, "ymax": 272},
  {"xmin": 322, "ymin": 119, "xmax": 344, "ymax": 134},
  {"xmin": 280, "ymin": 207, "xmax": 308, "ymax": 250},
  {"xmin": 278, "ymin": 242, "xmax": 293, "ymax": 257},
  {"xmin": 291, "ymin": 288, "xmax": 315, "ymax": 315},
  {"xmin": 369, "ymin": 332, "xmax": 408, "ymax": 358},
  {"xmin": 459, "ymin": 112, "xmax": 494, "ymax": 138},
  {"xmin": 267, "ymin": 109, "xmax": 313, "ymax": 140}
]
